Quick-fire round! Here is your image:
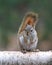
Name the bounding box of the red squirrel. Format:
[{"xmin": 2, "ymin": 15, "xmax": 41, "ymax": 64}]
[{"xmin": 17, "ymin": 12, "xmax": 39, "ymax": 52}]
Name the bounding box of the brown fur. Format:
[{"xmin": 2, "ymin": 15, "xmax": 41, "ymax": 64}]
[{"xmin": 18, "ymin": 12, "xmax": 38, "ymax": 34}]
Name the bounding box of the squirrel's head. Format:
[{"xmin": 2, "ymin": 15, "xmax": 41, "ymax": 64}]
[
  {"xmin": 24, "ymin": 24, "xmax": 37, "ymax": 36},
  {"xmin": 18, "ymin": 12, "xmax": 38, "ymax": 34}
]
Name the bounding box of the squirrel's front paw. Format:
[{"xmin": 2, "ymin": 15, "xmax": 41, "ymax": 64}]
[{"xmin": 21, "ymin": 50, "xmax": 27, "ymax": 53}]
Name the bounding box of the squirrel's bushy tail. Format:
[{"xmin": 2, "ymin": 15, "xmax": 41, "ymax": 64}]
[{"xmin": 18, "ymin": 12, "xmax": 38, "ymax": 34}]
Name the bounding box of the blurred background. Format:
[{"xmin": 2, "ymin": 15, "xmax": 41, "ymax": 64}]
[{"xmin": 0, "ymin": 0, "xmax": 52, "ymax": 51}]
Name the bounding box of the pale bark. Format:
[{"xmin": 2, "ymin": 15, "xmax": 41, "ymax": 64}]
[{"xmin": 0, "ymin": 51, "xmax": 52, "ymax": 65}]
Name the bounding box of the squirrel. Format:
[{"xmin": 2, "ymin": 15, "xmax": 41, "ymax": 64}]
[{"xmin": 17, "ymin": 12, "xmax": 39, "ymax": 53}]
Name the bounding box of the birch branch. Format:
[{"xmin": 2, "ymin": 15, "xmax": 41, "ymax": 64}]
[{"xmin": 0, "ymin": 51, "xmax": 52, "ymax": 65}]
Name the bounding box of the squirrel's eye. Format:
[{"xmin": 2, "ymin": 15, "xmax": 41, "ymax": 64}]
[{"xmin": 31, "ymin": 29, "xmax": 33, "ymax": 32}]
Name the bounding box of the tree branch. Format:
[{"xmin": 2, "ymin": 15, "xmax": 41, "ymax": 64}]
[{"xmin": 0, "ymin": 51, "xmax": 52, "ymax": 65}]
